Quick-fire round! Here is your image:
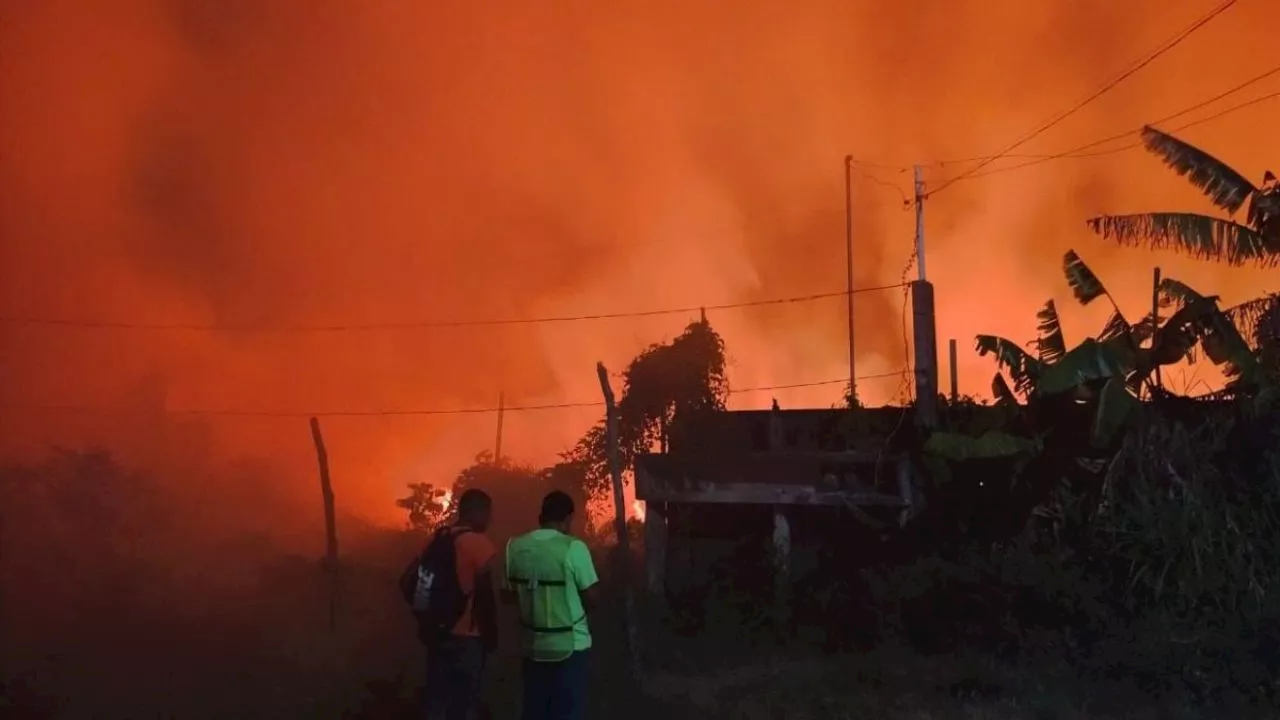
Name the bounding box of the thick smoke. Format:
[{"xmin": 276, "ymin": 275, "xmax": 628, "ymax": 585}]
[{"xmin": 1, "ymin": 0, "xmax": 1276, "ymax": 523}]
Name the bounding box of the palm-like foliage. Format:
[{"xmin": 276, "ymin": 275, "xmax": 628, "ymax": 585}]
[
  {"xmin": 1034, "ymin": 299, "xmax": 1067, "ymax": 364},
  {"xmin": 1063, "ymin": 249, "xmax": 1108, "ymax": 306},
  {"xmin": 1157, "ymin": 277, "xmax": 1263, "ymax": 386},
  {"xmin": 975, "ymin": 334, "xmax": 1043, "ymax": 396},
  {"xmin": 973, "ymin": 251, "xmax": 1270, "ymax": 441},
  {"xmin": 979, "ymin": 251, "xmax": 1156, "ymax": 401},
  {"xmin": 1224, "ymin": 292, "xmax": 1280, "ymax": 351},
  {"xmin": 1087, "ymin": 126, "xmax": 1280, "ymax": 267}
]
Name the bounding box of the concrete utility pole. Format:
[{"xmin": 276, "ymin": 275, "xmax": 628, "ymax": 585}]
[
  {"xmin": 844, "ymin": 155, "xmax": 857, "ymax": 404},
  {"xmin": 910, "ymin": 166, "xmax": 939, "ymax": 428}
]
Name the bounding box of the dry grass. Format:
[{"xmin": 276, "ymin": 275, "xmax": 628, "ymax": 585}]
[{"xmin": 6, "ymin": 542, "xmax": 1271, "ymax": 720}]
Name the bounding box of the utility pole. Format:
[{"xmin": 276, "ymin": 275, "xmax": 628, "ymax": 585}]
[
  {"xmin": 844, "ymin": 155, "xmax": 857, "ymax": 404},
  {"xmin": 913, "ymin": 166, "xmax": 926, "ymax": 281},
  {"xmin": 910, "ymin": 165, "xmax": 939, "ymax": 428},
  {"xmin": 494, "ymin": 391, "xmax": 505, "ymax": 466}
]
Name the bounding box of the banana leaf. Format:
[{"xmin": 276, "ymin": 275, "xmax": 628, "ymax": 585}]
[
  {"xmin": 1091, "ymin": 377, "xmax": 1139, "ymax": 449},
  {"xmin": 1063, "ymin": 249, "xmax": 1107, "ymax": 305},
  {"xmin": 1036, "ymin": 338, "xmax": 1135, "ymax": 396},
  {"xmin": 975, "ymin": 335, "xmax": 1042, "ymax": 394}
]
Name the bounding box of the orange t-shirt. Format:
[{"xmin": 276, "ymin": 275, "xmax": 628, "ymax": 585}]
[{"xmin": 451, "ymin": 529, "xmax": 497, "ymax": 637}]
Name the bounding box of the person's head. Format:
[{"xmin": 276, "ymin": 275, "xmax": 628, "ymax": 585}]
[
  {"xmin": 455, "ymin": 488, "xmax": 493, "ymax": 532},
  {"xmin": 539, "ymin": 491, "xmax": 575, "ymax": 532}
]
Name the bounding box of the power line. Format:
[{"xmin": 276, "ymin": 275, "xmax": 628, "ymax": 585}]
[
  {"xmin": 0, "ymin": 283, "xmax": 907, "ymax": 333},
  {"xmin": 968, "ymin": 88, "xmax": 1280, "ymax": 179},
  {"xmin": 847, "ymin": 160, "xmax": 913, "ymax": 207},
  {"xmin": 927, "ymin": 0, "xmax": 1241, "ymax": 198},
  {"xmin": 932, "ymin": 60, "xmax": 1280, "ymax": 172},
  {"xmin": 3, "ymin": 371, "xmax": 905, "ymax": 418}
]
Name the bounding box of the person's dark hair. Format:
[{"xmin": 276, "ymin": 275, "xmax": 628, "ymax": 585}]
[
  {"xmin": 456, "ymin": 488, "xmax": 492, "ymax": 519},
  {"xmin": 539, "ymin": 491, "xmax": 575, "ymax": 525}
]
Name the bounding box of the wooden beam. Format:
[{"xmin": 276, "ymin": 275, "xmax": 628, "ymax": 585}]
[
  {"xmin": 644, "ymin": 504, "xmax": 667, "ymax": 596},
  {"xmin": 896, "ymin": 455, "xmax": 915, "ymax": 527},
  {"xmin": 636, "ymin": 481, "xmax": 909, "ymax": 507},
  {"xmin": 772, "ymin": 507, "xmax": 791, "ymax": 632}
]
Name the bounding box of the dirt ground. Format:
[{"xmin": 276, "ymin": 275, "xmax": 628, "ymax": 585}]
[{"xmin": 4, "ymin": 551, "xmax": 1272, "ymax": 720}]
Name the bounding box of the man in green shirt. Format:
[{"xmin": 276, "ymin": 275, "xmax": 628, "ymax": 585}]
[{"xmin": 502, "ymin": 491, "xmax": 599, "ymax": 720}]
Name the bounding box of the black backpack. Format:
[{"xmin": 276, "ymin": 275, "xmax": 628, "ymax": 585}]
[{"xmin": 399, "ymin": 526, "xmax": 472, "ymax": 645}]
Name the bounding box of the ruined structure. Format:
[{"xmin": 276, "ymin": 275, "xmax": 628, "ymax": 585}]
[{"xmin": 634, "ymin": 404, "xmax": 919, "ymax": 620}]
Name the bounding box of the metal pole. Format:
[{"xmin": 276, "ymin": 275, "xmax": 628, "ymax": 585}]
[
  {"xmin": 844, "ymin": 155, "xmax": 857, "ymax": 404},
  {"xmin": 913, "ymin": 165, "xmax": 926, "ymax": 281}
]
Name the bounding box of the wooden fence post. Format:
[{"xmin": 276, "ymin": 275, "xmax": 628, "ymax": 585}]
[
  {"xmin": 309, "ymin": 417, "xmax": 340, "ymax": 631},
  {"xmin": 596, "ymin": 362, "xmax": 642, "ymax": 684},
  {"xmin": 772, "ymin": 507, "xmax": 791, "ymax": 634}
]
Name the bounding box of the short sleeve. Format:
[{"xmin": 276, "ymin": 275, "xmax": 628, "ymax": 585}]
[
  {"xmin": 566, "ymin": 539, "xmax": 599, "ymax": 591},
  {"xmin": 500, "ymin": 539, "xmax": 515, "ymax": 591}
]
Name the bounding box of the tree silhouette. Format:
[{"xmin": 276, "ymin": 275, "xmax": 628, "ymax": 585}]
[
  {"xmin": 564, "ymin": 317, "xmax": 728, "ymax": 498},
  {"xmin": 397, "ymin": 452, "xmax": 591, "ymax": 539}
]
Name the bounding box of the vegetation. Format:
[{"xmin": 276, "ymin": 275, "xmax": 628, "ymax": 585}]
[
  {"xmin": 908, "ymin": 127, "xmax": 1280, "ymax": 707},
  {"xmin": 392, "ymin": 315, "xmax": 728, "ymax": 536},
  {"xmin": 1086, "ymin": 125, "xmax": 1278, "ymax": 372},
  {"xmin": 562, "ymin": 316, "xmax": 728, "ymax": 498},
  {"xmin": 1089, "ymin": 125, "xmax": 1279, "ymax": 267},
  {"xmin": 12, "ymin": 127, "xmax": 1280, "ymax": 720}
]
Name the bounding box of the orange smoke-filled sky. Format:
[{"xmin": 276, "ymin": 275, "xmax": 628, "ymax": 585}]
[{"xmin": 1, "ymin": 0, "xmax": 1276, "ymax": 524}]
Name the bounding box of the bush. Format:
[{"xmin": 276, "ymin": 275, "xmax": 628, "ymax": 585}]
[{"xmin": 845, "ymin": 405, "xmax": 1280, "ymax": 706}]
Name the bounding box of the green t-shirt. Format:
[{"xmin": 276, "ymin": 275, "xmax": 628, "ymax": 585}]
[{"xmin": 504, "ymin": 528, "xmax": 599, "ymax": 660}]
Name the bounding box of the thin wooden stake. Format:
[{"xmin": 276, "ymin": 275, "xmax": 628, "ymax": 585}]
[
  {"xmin": 596, "ymin": 362, "xmax": 642, "ymax": 684},
  {"xmin": 948, "ymin": 338, "xmax": 959, "ymax": 403},
  {"xmin": 309, "ymin": 416, "xmax": 340, "ymax": 631},
  {"xmin": 494, "ymin": 391, "xmax": 505, "ymax": 466},
  {"xmin": 1152, "ymin": 267, "xmax": 1162, "ymax": 393}
]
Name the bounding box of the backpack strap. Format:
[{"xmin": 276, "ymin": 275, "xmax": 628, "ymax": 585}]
[{"xmin": 419, "ymin": 525, "xmax": 473, "ymax": 564}]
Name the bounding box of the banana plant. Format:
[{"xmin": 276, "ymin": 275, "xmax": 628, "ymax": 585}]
[
  {"xmin": 1088, "ymin": 125, "xmax": 1280, "ymax": 267},
  {"xmin": 976, "ymin": 251, "xmax": 1232, "ymax": 447}
]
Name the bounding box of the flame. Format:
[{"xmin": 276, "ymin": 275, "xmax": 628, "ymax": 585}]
[
  {"xmin": 631, "ymin": 499, "xmax": 646, "ymax": 523},
  {"xmin": 439, "ymin": 488, "xmax": 455, "ymax": 514}
]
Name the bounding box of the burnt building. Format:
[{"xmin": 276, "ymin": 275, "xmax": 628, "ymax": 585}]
[{"xmin": 634, "ymin": 405, "xmax": 919, "ymax": 618}]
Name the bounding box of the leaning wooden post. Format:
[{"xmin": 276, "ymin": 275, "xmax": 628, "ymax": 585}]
[
  {"xmin": 596, "ymin": 362, "xmax": 642, "ymax": 683},
  {"xmin": 309, "ymin": 416, "xmax": 340, "ymax": 631},
  {"xmin": 768, "ymin": 402, "xmax": 790, "ymax": 632}
]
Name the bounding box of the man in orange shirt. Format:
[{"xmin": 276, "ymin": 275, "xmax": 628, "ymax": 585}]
[{"xmin": 412, "ymin": 488, "xmax": 498, "ymax": 720}]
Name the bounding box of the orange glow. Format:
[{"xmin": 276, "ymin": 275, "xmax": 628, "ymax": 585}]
[
  {"xmin": 1, "ymin": 1, "xmax": 1276, "ymax": 536},
  {"xmin": 632, "ymin": 500, "xmax": 647, "ymax": 524}
]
